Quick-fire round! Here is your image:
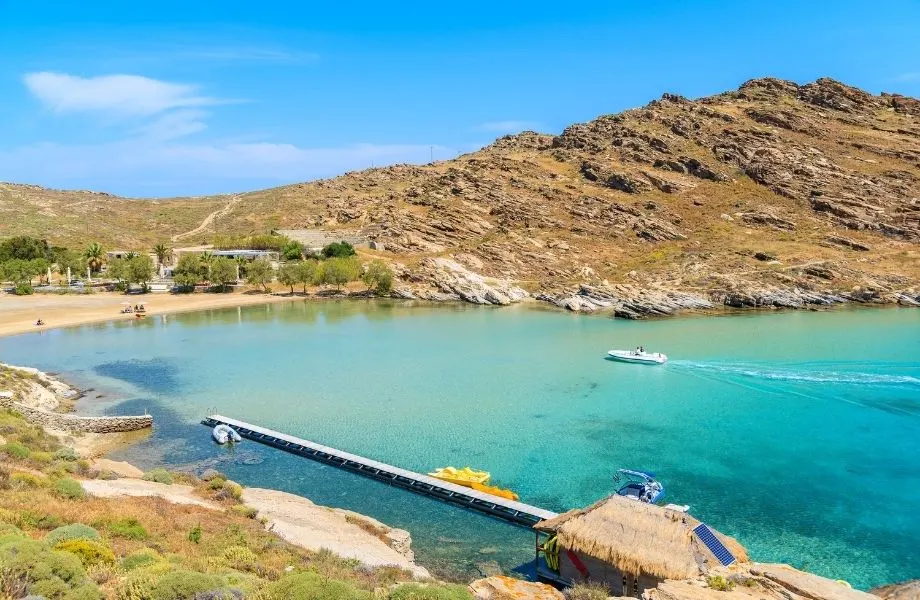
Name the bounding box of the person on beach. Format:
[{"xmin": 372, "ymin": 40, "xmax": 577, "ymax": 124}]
[{"xmin": 35, "ymin": 319, "xmax": 44, "ymax": 326}]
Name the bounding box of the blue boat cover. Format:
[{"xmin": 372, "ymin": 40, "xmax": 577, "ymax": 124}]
[{"xmin": 693, "ymin": 523, "xmax": 736, "ymax": 566}]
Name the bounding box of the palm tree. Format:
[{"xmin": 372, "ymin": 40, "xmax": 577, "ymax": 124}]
[
  {"xmin": 83, "ymin": 243, "xmax": 104, "ymax": 274},
  {"xmin": 153, "ymin": 243, "xmax": 173, "ymax": 268},
  {"xmin": 198, "ymin": 251, "xmax": 215, "ymax": 284}
]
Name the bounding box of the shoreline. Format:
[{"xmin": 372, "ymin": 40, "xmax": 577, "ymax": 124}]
[{"xmin": 1, "ymin": 287, "xmax": 917, "ymax": 340}]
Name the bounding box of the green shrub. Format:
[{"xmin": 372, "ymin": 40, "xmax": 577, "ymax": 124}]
[
  {"xmin": 54, "ymin": 447, "xmax": 79, "ymax": 462},
  {"xmin": 207, "ymin": 476, "xmax": 227, "ymax": 490},
  {"xmin": 11, "ymin": 472, "xmax": 47, "ymax": 489},
  {"xmin": 1, "ymin": 441, "xmax": 31, "ymax": 459},
  {"xmin": 220, "ymin": 480, "xmax": 243, "ymax": 501},
  {"xmin": 13, "ymin": 282, "xmax": 34, "ymax": 295},
  {"xmin": 230, "ymin": 505, "xmax": 258, "ymax": 519},
  {"xmin": 31, "ymin": 450, "xmax": 55, "ymax": 463},
  {"xmin": 222, "ymin": 545, "xmax": 257, "ymax": 571},
  {"xmin": 116, "ymin": 570, "xmax": 159, "ymax": 600},
  {"xmin": 321, "ymin": 241, "xmax": 356, "ymax": 258},
  {"xmin": 53, "ymin": 477, "xmax": 86, "ymax": 500},
  {"xmin": 45, "ymin": 524, "xmax": 100, "ymax": 546},
  {"xmin": 107, "ymin": 517, "xmax": 149, "ymax": 540},
  {"xmin": 0, "ymin": 522, "xmax": 25, "ymax": 538},
  {"xmin": 147, "ymin": 570, "xmax": 227, "ymax": 600},
  {"xmin": 389, "ymin": 583, "xmax": 473, "ymax": 600},
  {"xmin": 121, "ymin": 549, "xmax": 163, "ymax": 571},
  {"xmin": 142, "ymin": 468, "xmax": 174, "ymax": 485},
  {"xmin": 270, "ymin": 572, "xmax": 372, "ymax": 600},
  {"xmin": 0, "ymin": 537, "xmax": 97, "ymax": 598},
  {"xmin": 707, "ymin": 575, "xmax": 735, "ymax": 592},
  {"xmin": 54, "ymin": 538, "xmax": 116, "ymax": 567},
  {"xmin": 188, "ymin": 525, "xmax": 202, "ymax": 544}
]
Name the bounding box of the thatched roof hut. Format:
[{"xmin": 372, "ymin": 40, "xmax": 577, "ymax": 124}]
[{"xmin": 535, "ymin": 494, "xmax": 748, "ymax": 581}]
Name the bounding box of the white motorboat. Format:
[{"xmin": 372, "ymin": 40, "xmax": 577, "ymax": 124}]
[
  {"xmin": 212, "ymin": 424, "xmax": 243, "ymax": 445},
  {"xmin": 607, "ymin": 349, "xmax": 668, "ymax": 364}
]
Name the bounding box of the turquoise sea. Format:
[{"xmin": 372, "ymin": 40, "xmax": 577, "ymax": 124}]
[{"xmin": 1, "ymin": 301, "xmax": 918, "ymax": 589}]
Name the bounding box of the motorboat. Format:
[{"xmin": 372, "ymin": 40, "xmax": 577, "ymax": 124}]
[
  {"xmin": 615, "ymin": 469, "xmax": 665, "ymax": 503},
  {"xmin": 606, "ymin": 349, "xmax": 668, "ymax": 364},
  {"xmin": 212, "ymin": 424, "xmax": 242, "ymax": 445},
  {"xmin": 428, "ymin": 466, "xmax": 490, "ymax": 487}
]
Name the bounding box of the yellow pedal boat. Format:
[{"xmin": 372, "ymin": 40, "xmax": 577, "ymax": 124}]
[
  {"xmin": 471, "ymin": 482, "xmax": 520, "ymax": 501},
  {"xmin": 428, "ymin": 466, "xmax": 490, "ymax": 487}
]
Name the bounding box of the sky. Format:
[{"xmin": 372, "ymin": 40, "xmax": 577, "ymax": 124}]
[{"xmin": 1, "ymin": 0, "xmax": 920, "ymax": 198}]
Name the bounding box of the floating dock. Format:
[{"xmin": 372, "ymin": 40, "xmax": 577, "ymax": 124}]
[{"xmin": 202, "ymin": 415, "xmax": 559, "ymax": 528}]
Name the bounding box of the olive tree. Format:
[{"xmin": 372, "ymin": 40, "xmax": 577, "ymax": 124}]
[
  {"xmin": 318, "ymin": 257, "xmax": 359, "ymax": 292},
  {"xmin": 210, "ymin": 257, "xmax": 237, "ymax": 292},
  {"xmin": 245, "ymin": 258, "xmax": 274, "ymax": 292},
  {"xmin": 360, "ymin": 260, "xmax": 394, "ymax": 295},
  {"xmin": 277, "ymin": 263, "xmax": 299, "ymax": 294}
]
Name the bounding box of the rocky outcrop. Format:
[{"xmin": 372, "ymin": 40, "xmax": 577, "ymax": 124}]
[
  {"xmin": 870, "ymin": 579, "xmax": 920, "ymax": 600},
  {"xmin": 414, "ymin": 258, "xmax": 529, "ymax": 305},
  {"xmin": 538, "ymin": 284, "xmax": 713, "ymax": 318},
  {"xmin": 469, "ymin": 576, "xmax": 563, "ymax": 600}
]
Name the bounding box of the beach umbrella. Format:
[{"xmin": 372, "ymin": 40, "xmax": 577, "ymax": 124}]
[{"xmin": 66, "ymin": 267, "xmax": 71, "ymax": 283}]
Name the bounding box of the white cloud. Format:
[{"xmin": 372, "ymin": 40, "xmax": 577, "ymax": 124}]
[
  {"xmin": 0, "ymin": 139, "xmax": 463, "ymax": 196},
  {"xmin": 133, "ymin": 109, "xmax": 209, "ymax": 141},
  {"xmin": 24, "ymin": 72, "xmax": 225, "ymax": 116},
  {"xmin": 474, "ymin": 120, "xmax": 542, "ymax": 133}
]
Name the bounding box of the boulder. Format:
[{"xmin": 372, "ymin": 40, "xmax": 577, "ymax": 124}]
[{"xmin": 469, "ymin": 576, "xmax": 564, "ymax": 600}]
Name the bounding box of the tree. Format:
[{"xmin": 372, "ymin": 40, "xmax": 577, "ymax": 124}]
[
  {"xmin": 198, "ymin": 252, "xmax": 215, "ymax": 283},
  {"xmin": 281, "ymin": 240, "xmax": 305, "ymax": 261},
  {"xmin": 318, "ymin": 257, "xmax": 359, "ymax": 292},
  {"xmin": 210, "ymin": 257, "xmax": 237, "ymax": 292},
  {"xmin": 83, "ymin": 243, "xmax": 105, "ymax": 274},
  {"xmin": 53, "ymin": 249, "xmax": 84, "ymax": 279},
  {"xmin": 245, "ymin": 258, "xmax": 273, "ymax": 292},
  {"xmin": 153, "ymin": 243, "xmax": 173, "ymax": 270},
  {"xmin": 296, "ymin": 261, "xmax": 317, "ymax": 295},
  {"xmin": 106, "ymin": 257, "xmax": 129, "ymax": 289},
  {"xmin": 29, "ymin": 258, "xmax": 50, "ymax": 285},
  {"xmin": 172, "ymin": 254, "xmax": 200, "ymax": 290},
  {"xmin": 277, "ymin": 263, "xmax": 299, "ymax": 294},
  {"xmin": 0, "ymin": 259, "xmax": 32, "ymax": 285},
  {"xmin": 321, "ymin": 241, "xmax": 356, "ymax": 259},
  {"xmin": 0, "ymin": 236, "xmax": 49, "ymax": 262},
  {"xmin": 127, "ymin": 255, "xmax": 154, "ymax": 290},
  {"xmin": 360, "ymin": 260, "xmax": 394, "ymax": 295}
]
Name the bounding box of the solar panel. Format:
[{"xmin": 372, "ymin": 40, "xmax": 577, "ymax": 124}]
[{"xmin": 693, "ymin": 523, "xmax": 736, "ymax": 566}]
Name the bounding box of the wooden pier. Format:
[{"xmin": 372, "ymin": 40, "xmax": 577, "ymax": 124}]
[{"xmin": 202, "ymin": 415, "xmax": 558, "ymax": 528}]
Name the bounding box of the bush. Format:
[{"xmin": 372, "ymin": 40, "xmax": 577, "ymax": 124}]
[
  {"xmin": 142, "ymin": 468, "xmax": 174, "ymax": 485},
  {"xmin": 1, "ymin": 441, "xmax": 31, "ymax": 459},
  {"xmin": 360, "ymin": 260, "xmax": 394, "ymax": 295},
  {"xmin": 565, "ymin": 582, "xmax": 610, "ymax": 600},
  {"xmin": 707, "ymin": 575, "xmax": 735, "ymax": 592},
  {"xmin": 321, "ymin": 241, "xmax": 356, "ymax": 259},
  {"xmin": 54, "ymin": 447, "xmax": 79, "ymax": 462},
  {"xmin": 389, "ymin": 584, "xmax": 473, "ymax": 600},
  {"xmin": 121, "ymin": 549, "xmax": 163, "ymax": 571},
  {"xmin": 107, "ymin": 518, "xmax": 149, "ymax": 540},
  {"xmin": 207, "ymin": 476, "xmax": 227, "ymax": 490},
  {"xmin": 54, "ymin": 539, "xmax": 116, "ymax": 567},
  {"xmin": 11, "ymin": 472, "xmax": 47, "ymax": 489},
  {"xmin": 13, "ymin": 282, "xmax": 33, "ymax": 295},
  {"xmin": 270, "ymin": 572, "xmax": 371, "ymax": 600},
  {"xmin": 53, "ymin": 477, "xmax": 86, "ymax": 500},
  {"xmin": 230, "ymin": 505, "xmax": 257, "ymax": 519},
  {"xmin": 0, "ymin": 522, "xmax": 25, "ymax": 538},
  {"xmin": 0, "ymin": 537, "xmax": 97, "ymax": 599},
  {"xmin": 222, "ymin": 545, "xmax": 257, "ymax": 571},
  {"xmin": 45, "ymin": 524, "xmax": 100, "ymax": 546},
  {"xmin": 219, "ymin": 480, "xmax": 243, "ymax": 501},
  {"xmin": 188, "ymin": 525, "xmax": 202, "ymax": 544},
  {"xmin": 147, "ymin": 570, "xmax": 227, "ymax": 600}
]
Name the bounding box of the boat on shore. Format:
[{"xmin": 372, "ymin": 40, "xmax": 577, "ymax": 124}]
[
  {"xmin": 607, "ymin": 349, "xmax": 668, "ymax": 364},
  {"xmin": 428, "ymin": 466, "xmax": 490, "ymax": 487}
]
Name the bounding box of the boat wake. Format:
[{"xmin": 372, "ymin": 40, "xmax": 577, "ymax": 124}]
[{"xmin": 669, "ymin": 361, "xmax": 920, "ymax": 387}]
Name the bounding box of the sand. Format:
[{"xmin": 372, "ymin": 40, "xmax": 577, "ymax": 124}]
[
  {"xmin": 0, "ymin": 290, "xmax": 298, "ymax": 338},
  {"xmin": 81, "ymin": 478, "xmax": 219, "ymax": 510}
]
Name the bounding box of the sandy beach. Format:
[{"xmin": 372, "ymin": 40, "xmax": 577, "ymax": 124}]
[{"xmin": 0, "ymin": 290, "xmax": 300, "ymax": 338}]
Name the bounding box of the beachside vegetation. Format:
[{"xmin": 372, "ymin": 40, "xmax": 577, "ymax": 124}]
[
  {"xmin": 245, "ymin": 258, "xmax": 273, "ymax": 291},
  {"xmin": 209, "ymin": 257, "xmax": 237, "ymax": 292},
  {"xmin": 152, "ymin": 243, "xmax": 173, "ymax": 269},
  {"xmin": 318, "ymin": 257, "xmax": 360, "ymax": 291},
  {"xmin": 83, "ymin": 243, "xmax": 105, "ymax": 274},
  {"xmin": 322, "ymin": 241, "xmax": 357, "ymax": 259},
  {"xmin": 0, "ymin": 408, "xmax": 442, "ymax": 599},
  {"xmin": 361, "ymin": 260, "xmax": 394, "ymax": 295},
  {"xmin": 212, "ymin": 232, "xmax": 292, "ymax": 252},
  {"xmin": 171, "ymin": 254, "xmax": 200, "ymax": 290}
]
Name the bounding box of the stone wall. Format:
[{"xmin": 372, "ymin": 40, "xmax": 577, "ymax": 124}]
[{"xmin": 0, "ymin": 397, "xmax": 152, "ymax": 433}]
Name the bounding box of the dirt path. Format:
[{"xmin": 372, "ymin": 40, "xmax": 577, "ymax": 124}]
[{"xmin": 171, "ymin": 194, "xmax": 242, "ymax": 242}]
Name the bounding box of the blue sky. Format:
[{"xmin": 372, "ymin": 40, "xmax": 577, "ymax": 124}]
[{"xmin": 1, "ymin": 1, "xmax": 919, "ymax": 197}]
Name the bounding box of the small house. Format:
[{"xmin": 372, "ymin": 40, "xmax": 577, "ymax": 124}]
[{"xmin": 534, "ymin": 495, "xmax": 748, "ymax": 597}]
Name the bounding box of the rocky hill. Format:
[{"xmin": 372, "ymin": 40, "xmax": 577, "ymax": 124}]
[{"xmin": 4, "ymin": 77, "xmax": 920, "ymax": 314}]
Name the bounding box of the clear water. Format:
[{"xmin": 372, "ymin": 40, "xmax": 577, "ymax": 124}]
[{"xmin": 1, "ymin": 301, "xmax": 918, "ymax": 588}]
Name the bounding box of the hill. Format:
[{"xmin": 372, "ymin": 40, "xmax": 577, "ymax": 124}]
[{"xmin": 3, "ymin": 77, "xmax": 920, "ymax": 312}]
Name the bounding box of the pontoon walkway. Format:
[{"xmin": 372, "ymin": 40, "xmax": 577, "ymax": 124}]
[{"xmin": 202, "ymin": 415, "xmax": 559, "ymax": 528}]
